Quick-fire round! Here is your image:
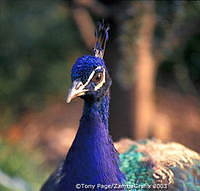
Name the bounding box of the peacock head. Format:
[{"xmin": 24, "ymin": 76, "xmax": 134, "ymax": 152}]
[
  {"xmin": 66, "ymin": 22, "xmax": 111, "ymax": 103},
  {"xmin": 66, "ymin": 55, "xmax": 111, "ymax": 103}
]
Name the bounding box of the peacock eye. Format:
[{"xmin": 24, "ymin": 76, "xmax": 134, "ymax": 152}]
[{"xmin": 91, "ymin": 72, "xmax": 103, "ymax": 83}]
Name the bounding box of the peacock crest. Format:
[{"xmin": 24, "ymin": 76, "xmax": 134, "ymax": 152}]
[{"xmin": 94, "ymin": 21, "xmax": 109, "ymax": 59}]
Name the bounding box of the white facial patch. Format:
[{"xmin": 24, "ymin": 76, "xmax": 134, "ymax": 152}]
[
  {"xmin": 67, "ymin": 66, "xmax": 106, "ymax": 103},
  {"xmin": 83, "ymin": 66, "xmax": 106, "ymax": 91}
]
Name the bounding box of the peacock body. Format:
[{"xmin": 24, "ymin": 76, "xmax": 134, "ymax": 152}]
[
  {"xmin": 118, "ymin": 139, "xmax": 200, "ymax": 191},
  {"xmin": 41, "ymin": 22, "xmax": 200, "ymax": 191}
]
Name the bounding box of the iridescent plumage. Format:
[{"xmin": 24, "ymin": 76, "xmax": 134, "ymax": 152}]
[
  {"xmin": 117, "ymin": 139, "xmax": 200, "ymax": 191},
  {"xmin": 41, "ymin": 22, "xmax": 200, "ymax": 191}
]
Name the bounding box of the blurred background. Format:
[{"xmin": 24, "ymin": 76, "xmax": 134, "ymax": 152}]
[{"xmin": 0, "ymin": 0, "xmax": 200, "ymax": 190}]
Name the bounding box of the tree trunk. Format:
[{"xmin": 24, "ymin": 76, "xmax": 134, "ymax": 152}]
[{"xmin": 133, "ymin": 1, "xmax": 156, "ymax": 139}]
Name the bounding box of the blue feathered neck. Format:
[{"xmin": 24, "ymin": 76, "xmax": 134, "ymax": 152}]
[
  {"xmin": 83, "ymin": 95, "xmax": 110, "ymax": 129},
  {"xmin": 59, "ymin": 95, "xmax": 125, "ymax": 190}
]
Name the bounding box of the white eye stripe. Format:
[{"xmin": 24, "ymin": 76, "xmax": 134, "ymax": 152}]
[
  {"xmin": 84, "ymin": 70, "xmax": 96, "ymax": 87},
  {"xmin": 84, "ymin": 66, "xmax": 103, "ymax": 86},
  {"xmin": 82, "ymin": 66, "xmax": 106, "ymax": 90}
]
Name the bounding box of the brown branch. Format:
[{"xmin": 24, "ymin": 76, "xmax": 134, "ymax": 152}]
[
  {"xmin": 71, "ymin": 0, "xmax": 109, "ymax": 49},
  {"xmin": 72, "ymin": 7, "xmax": 95, "ymax": 49},
  {"xmin": 74, "ymin": 0, "xmax": 109, "ymax": 17}
]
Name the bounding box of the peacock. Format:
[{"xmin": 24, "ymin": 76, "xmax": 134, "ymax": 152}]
[{"xmin": 41, "ymin": 22, "xmax": 200, "ymax": 191}]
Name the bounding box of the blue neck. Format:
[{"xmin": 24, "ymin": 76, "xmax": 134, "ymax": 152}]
[
  {"xmin": 83, "ymin": 95, "xmax": 110, "ymax": 129},
  {"xmin": 59, "ymin": 95, "xmax": 125, "ymax": 190}
]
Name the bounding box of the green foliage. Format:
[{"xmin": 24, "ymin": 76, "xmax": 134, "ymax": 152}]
[
  {"xmin": 155, "ymin": 1, "xmax": 200, "ymax": 95},
  {"xmin": 157, "ymin": 33, "xmax": 200, "ymax": 95},
  {"xmin": 0, "ymin": 0, "xmax": 85, "ymax": 127},
  {"xmin": 0, "ymin": 139, "xmax": 51, "ymax": 190},
  {"xmin": 0, "ymin": 185, "xmax": 12, "ymax": 191}
]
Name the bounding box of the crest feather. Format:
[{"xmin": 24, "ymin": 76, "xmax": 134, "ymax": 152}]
[{"xmin": 94, "ymin": 21, "xmax": 110, "ymax": 59}]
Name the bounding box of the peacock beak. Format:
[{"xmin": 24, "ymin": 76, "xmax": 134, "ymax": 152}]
[{"xmin": 66, "ymin": 80, "xmax": 88, "ymax": 103}]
